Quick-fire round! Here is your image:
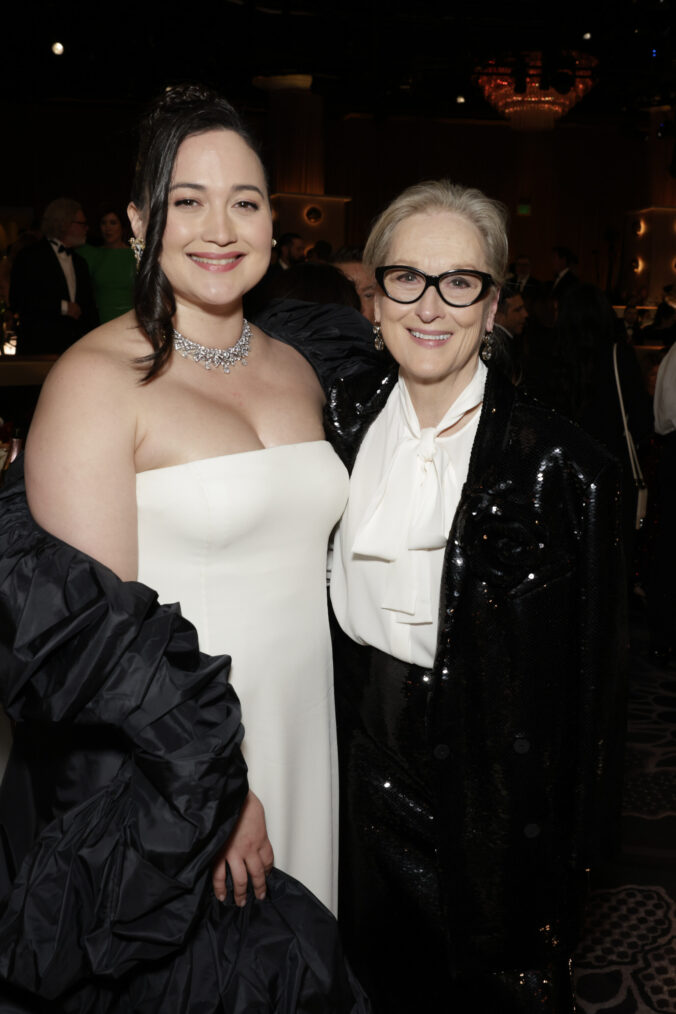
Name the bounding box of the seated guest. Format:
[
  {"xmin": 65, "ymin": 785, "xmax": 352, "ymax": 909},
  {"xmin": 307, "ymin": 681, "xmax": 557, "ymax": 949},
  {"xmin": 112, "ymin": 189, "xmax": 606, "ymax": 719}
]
[{"xmin": 10, "ymin": 199, "xmax": 98, "ymax": 355}]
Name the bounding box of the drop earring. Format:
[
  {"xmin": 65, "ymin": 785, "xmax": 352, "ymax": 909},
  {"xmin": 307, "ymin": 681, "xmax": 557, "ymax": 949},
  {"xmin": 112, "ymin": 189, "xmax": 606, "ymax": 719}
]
[
  {"xmin": 130, "ymin": 236, "xmax": 145, "ymax": 267},
  {"xmin": 480, "ymin": 329, "xmax": 495, "ymax": 363}
]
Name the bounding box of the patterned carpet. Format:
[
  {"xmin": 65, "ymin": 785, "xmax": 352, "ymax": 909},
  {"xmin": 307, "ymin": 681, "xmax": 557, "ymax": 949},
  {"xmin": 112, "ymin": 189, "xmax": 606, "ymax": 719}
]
[{"xmin": 574, "ymin": 618, "xmax": 676, "ymax": 1013}]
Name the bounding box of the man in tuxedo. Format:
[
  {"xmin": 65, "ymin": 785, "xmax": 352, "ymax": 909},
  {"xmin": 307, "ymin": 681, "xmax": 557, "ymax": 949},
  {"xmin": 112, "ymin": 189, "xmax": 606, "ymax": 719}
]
[
  {"xmin": 277, "ymin": 233, "xmax": 305, "ymax": 270},
  {"xmin": 10, "ymin": 198, "xmax": 98, "ymax": 356},
  {"xmin": 494, "ymin": 283, "xmax": 529, "ymax": 382}
]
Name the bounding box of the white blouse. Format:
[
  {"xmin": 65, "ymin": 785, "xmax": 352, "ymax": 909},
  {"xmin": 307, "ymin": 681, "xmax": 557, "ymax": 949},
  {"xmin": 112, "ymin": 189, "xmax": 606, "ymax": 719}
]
[{"xmin": 331, "ymin": 362, "xmax": 486, "ymax": 668}]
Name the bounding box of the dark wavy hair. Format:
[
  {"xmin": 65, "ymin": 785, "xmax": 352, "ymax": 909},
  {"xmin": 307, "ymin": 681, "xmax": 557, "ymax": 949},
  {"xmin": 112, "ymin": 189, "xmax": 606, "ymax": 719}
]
[{"xmin": 131, "ymin": 83, "xmax": 265, "ymax": 381}]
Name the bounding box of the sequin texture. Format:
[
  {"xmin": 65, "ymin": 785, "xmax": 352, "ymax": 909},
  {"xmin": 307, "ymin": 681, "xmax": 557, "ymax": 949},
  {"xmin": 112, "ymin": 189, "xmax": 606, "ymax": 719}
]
[{"xmin": 328, "ymin": 363, "xmax": 626, "ymax": 1013}]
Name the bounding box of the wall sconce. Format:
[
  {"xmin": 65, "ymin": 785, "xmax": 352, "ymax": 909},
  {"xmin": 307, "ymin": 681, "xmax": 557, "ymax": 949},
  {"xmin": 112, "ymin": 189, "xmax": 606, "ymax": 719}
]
[
  {"xmin": 632, "ymin": 219, "xmax": 646, "ymax": 236},
  {"xmin": 304, "ymin": 206, "xmax": 323, "ymax": 225},
  {"xmin": 631, "ymin": 257, "xmax": 644, "ymax": 273}
]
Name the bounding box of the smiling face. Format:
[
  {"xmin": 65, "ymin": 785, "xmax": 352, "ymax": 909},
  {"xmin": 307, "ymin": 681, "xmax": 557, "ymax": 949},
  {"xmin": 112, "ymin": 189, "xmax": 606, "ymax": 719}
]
[
  {"xmin": 132, "ymin": 128, "xmax": 272, "ymax": 317},
  {"xmin": 374, "ymin": 210, "xmax": 497, "ymax": 417},
  {"xmin": 100, "ymin": 212, "xmax": 123, "ymax": 247}
]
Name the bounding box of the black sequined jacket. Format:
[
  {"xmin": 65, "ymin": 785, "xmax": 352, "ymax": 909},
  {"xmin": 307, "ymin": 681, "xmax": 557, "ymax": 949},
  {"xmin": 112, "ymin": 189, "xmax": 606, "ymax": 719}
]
[{"xmin": 325, "ymin": 360, "xmax": 626, "ymax": 973}]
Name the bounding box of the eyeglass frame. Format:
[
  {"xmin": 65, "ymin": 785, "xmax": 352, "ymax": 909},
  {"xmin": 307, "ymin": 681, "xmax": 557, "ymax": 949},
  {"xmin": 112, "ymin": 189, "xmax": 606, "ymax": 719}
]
[{"xmin": 375, "ymin": 265, "xmax": 495, "ymax": 307}]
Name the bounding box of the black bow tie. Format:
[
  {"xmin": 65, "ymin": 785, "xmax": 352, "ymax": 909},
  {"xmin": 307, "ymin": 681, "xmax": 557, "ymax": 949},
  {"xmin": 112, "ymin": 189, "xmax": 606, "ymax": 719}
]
[{"xmin": 50, "ymin": 240, "xmax": 72, "ymax": 256}]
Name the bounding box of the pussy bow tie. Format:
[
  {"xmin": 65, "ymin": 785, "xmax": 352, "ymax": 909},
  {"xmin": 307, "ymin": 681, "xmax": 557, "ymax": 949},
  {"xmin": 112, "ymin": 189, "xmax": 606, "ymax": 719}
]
[{"xmin": 351, "ymin": 364, "xmax": 485, "ymax": 621}]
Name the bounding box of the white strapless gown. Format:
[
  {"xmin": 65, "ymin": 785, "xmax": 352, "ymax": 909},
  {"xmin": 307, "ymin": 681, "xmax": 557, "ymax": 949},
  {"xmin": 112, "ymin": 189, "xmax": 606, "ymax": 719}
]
[{"xmin": 136, "ymin": 441, "xmax": 348, "ymax": 913}]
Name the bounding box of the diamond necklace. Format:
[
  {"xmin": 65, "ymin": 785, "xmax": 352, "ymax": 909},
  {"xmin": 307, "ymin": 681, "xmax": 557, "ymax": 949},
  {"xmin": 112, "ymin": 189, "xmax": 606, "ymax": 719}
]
[{"xmin": 172, "ymin": 319, "xmax": 252, "ymax": 373}]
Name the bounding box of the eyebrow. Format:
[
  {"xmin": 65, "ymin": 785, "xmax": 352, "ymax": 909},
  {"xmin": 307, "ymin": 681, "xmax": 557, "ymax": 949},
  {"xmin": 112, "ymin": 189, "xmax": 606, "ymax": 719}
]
[
  {"xmin": 389, "ymin": 262, "xmax": 485, "ymax": 273},
  {"xmin": 169, "ymin": 182, "xmax": 266, "ymax": 198}
]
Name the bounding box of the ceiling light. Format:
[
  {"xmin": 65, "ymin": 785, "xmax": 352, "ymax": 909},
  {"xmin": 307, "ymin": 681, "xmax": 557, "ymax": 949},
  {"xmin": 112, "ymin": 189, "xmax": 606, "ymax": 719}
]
[{"xmin": 477, "ymin": 52, "xmax": 596, "ymax": 130}]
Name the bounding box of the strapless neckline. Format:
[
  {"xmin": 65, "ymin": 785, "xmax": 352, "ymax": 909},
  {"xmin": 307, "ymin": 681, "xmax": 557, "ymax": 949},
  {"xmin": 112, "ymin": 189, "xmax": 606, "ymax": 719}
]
[{"xmin": 136, "ymin": 439, "xmax": 330, "ymax": 477}]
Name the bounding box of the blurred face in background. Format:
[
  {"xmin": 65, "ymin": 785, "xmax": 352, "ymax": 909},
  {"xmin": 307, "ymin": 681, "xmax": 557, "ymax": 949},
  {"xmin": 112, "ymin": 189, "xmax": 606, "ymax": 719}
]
[
  {"xmin": 515, "ymin": 256, "xmax": 530, "ymax": 279},
  {"xmin": 101, "ymin": 212, "xmax": 124, "ymax": 247},
  {"xmin": 338, "ymin": 261, "xmax": 376, "ymax": 322},
  {"xmin": 61, "ymin": 211, "xmax": 88, "ymax": 248},
  {"xmin": 500, "ymin": 293, "xmax": 528, "ymax": 335}
]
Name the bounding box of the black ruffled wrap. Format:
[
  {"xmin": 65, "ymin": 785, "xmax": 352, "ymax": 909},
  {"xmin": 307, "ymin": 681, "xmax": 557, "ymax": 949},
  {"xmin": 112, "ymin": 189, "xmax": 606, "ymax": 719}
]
[
  {"xmin": 0, "ymin": 456, "xmax": 368, "ymax": 1012},
  {"xmin": 254, "ymin": 299, "xmax": 387, "ymax": 388}
]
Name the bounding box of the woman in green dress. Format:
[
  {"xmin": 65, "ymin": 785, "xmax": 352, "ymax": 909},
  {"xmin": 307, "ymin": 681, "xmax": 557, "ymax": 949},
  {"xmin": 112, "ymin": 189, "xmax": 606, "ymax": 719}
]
[{"xmin": 80, "ymin": 208, "xmax": 135, "ymax": 323}]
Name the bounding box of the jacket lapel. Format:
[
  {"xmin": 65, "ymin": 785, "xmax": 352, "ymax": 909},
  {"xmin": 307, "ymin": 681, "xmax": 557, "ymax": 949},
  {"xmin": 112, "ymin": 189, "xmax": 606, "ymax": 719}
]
[
  {"xmin": 325, "ymin": 362, "xmax": 399, "ymax": 472},
  {"xmin": 435, "ymin": 367, "xmax": 516, "ymax": 662}
]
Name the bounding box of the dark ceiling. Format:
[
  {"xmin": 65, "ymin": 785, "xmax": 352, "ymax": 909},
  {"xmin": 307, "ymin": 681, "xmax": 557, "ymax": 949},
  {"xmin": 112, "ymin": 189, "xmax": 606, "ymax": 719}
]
[{"xmin": 5, "ymin": 0, "xmax": 675, "ymax": 129}]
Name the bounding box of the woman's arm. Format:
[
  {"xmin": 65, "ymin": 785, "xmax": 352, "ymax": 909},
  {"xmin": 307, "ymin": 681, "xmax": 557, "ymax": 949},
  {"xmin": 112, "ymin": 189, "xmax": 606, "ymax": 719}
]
[
  {"xmin": 19, "ymin": 335, "xmax": 273, "ymax": 914},
  {"xmin": 24, "ymin": 337, "xmax": 139, "ymax": 580},
  {"xmin": 0, "ymin": 463, "xmax": 247, "ymax": 997}
]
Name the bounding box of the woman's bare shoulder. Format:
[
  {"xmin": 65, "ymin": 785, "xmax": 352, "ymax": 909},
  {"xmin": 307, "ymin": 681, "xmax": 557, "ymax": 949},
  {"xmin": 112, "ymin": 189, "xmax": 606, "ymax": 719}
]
[
  {"xmin": 259, "ymin": 329, "xmax": 322, "ymax": 393},
  {"xmin": 24, "ymin": 314, "xmax": 151, "ymax": 579},
  {"xmin": 45, "ymin": 313, "xmax": 149, "ymax": 390}
]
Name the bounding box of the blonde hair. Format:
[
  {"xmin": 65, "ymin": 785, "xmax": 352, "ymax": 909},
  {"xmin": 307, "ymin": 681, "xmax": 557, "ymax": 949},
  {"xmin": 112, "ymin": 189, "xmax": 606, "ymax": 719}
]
[{"xmin": 363, "ymin": 180, "xmax": 509, "ymax": 286}]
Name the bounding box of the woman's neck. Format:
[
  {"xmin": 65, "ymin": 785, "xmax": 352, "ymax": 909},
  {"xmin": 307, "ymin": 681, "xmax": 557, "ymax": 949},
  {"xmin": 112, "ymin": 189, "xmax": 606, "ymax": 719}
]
[
  {"xmin": 402, "ymin": 357, "xmax": 482, "ymax": 430},
  {"xmin": 172, "ymin": 303, "xmax": 245, "ymax": 350}
]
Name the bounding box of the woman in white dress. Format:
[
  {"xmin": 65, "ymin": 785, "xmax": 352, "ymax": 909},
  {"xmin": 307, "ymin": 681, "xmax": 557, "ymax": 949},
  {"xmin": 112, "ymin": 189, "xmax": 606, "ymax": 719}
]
[{"xmin": 0, "ymin": 84, "xmax": 367, "ymax": 1013}]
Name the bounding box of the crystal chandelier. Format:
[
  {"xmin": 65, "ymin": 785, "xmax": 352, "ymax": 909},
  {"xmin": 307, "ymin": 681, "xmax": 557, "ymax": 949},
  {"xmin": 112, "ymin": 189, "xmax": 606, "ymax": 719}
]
[{"xmin": 477, "ymin": 52, "xmax": 596, "ymax": 130}]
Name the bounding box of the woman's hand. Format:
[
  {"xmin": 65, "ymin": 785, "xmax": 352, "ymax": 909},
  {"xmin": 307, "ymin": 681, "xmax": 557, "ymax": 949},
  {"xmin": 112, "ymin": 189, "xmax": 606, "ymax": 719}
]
[{"xmin": 212, "ymin": 790, "xmax": 274, "ymax": 906}]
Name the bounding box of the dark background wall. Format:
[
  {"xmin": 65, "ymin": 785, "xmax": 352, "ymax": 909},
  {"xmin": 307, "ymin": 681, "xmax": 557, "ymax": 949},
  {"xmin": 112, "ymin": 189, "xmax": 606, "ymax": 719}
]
[{"xmin": 5, "ymin": 95, "xmax": 674, "ymax": 295}]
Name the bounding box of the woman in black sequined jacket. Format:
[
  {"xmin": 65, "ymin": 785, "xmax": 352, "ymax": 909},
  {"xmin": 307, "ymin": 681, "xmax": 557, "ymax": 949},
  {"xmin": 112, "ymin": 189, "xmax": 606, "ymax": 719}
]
[{"xmin": 327, "ymin": 181, "xmax": 625, "ymax": 1014}]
